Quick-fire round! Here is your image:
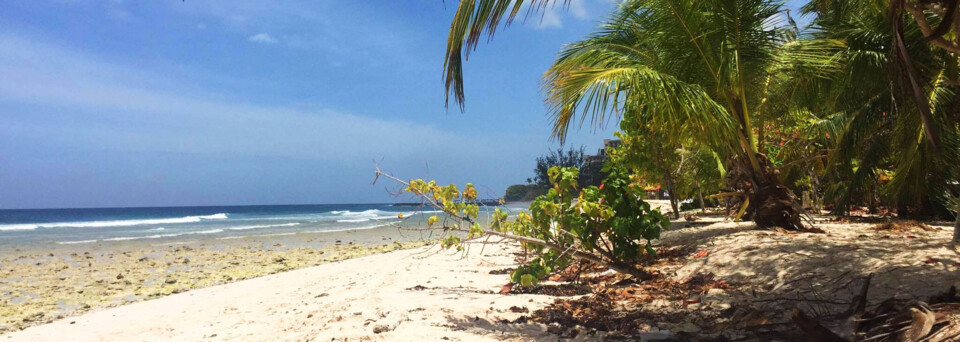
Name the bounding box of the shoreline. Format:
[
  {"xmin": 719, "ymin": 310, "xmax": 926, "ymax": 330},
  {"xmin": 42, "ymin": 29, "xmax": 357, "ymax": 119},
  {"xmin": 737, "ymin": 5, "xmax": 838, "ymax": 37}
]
[
  {"xmin": 2, "ymin": 241, "xmax": 548, "ymax": 342},
  {"xmin": 3, "ymin": 216, "xmax": 958, "ymax": 340},
  {"xmin": 0, "ymin": 224, "xmax": 435, "ymax": 334}
]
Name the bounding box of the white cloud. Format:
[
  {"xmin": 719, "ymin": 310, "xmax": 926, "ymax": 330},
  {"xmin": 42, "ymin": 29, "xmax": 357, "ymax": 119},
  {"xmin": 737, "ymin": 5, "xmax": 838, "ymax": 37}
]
[
  {"xmin": 536, "ymin": 9, "xmax": 563, "ymax": 29},
  {"xmin": 570, "ymin": 0, "xmax": 588, "ymax": 19},
  {"xmin": 157, "ymin": 1, "xmax": 420, "ymax": 69},
  {"xmin": 247, "ymin": 33, "xmax": 277, "ymax": 44},
  {"xmin": 530, "ymin": 0, "xmax": 587, "ymax": 30},
  {"xmin": 0, "ymin": 33, "xmax": 469, "ymax": 163}
]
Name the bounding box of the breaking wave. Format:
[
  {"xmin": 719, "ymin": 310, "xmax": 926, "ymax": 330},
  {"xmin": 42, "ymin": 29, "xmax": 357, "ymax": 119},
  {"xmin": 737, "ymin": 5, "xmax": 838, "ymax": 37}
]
[{"xmin": 0, "ymin": 213, "xmax": 228, "ymax": 231}]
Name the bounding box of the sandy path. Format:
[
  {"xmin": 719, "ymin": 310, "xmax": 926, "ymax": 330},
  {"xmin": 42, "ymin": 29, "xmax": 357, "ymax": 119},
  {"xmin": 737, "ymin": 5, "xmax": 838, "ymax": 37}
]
[{"xmin": 3, "ymin": 242, "xmax": 563, "ymax": 342}]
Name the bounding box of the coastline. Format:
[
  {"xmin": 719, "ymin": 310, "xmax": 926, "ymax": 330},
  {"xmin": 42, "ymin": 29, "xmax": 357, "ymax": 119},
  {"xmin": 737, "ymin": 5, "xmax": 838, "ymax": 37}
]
[
  {"xmin": 4, "ymin": 215, "xmax": 958, "ymax": 341},
  {"xmin": 0, "ymin": 224, "xmax": 434, "ymax": 334},
  {"xmin": 2, "ymin": 241, "xmax": 551, "ymax": 342}
]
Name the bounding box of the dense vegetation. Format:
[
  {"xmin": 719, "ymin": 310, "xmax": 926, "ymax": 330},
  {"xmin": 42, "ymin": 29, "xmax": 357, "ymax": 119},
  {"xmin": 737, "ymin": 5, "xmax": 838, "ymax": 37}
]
[
  {"xmin": 444, "ymin": 0, "xmax": 960, "ymax": 228},
  {"xmin": 378, "ymin": 0, "xmax": 960, "ymax": 288},
  {"xmin": 503, "ymin": 184, "xmax": 545, "ymax": 201},
  {"xmin": 533, "ymin": 148, "xmax": 584, "ymax": 188}
]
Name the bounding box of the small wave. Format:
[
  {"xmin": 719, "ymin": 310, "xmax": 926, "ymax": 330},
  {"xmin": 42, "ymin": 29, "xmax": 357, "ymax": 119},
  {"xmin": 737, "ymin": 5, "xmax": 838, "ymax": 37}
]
[
  {"xmin": 336, "ymin": 218, "xmax": 371, "ymax": 223},
  {"xmin": 0, "ymin": 224, "xmax": 41, "ymax": 231},
  {"xmin": 303, "ymin": 222, "xmax": 396, "ymax": 234},
  {"xmin": 57, "ymin": 229, "xmax": 226, "ymax": 244},
  {"xmin": 104, "ymin": 229, "xmax": 226, "ymax": 241},
  {"xmin": 332, "ymin": 210, "xmax": 439, "ymax": 222},
  {"xmin": 0, "ymin": 213, "xmax": 229, "ymax": 231},
  {"xmin": 225, "ymin": 222, "xmax": 300, "ymax": 231},
  {"xmin": 215, "ymin": 222, "xmax": 397, "ymax": 241},
  {"xmin": 339, "ymin": 209, "xmax": 390, "ymax": 217},
  {"xmin": 379, "ymin": 210, "xmax": 439, "ymax": 220},
  {"xmin": 216, "ymin": 232, "xmax": 297, "ymax": 240},
  {"xmin": 263, "ymin": 232, "xmax": 296, "ymax": 237},
  {"xmin": 373, "ymin": 216, "xmax": 403, "ymax": 221},
  {"xmin": 55, "ymin": 239, "xmax": 99, "ymax": 245},
  {"xmin": 102, "ymin": 236, "xmax": 140, "ymax": 242}
]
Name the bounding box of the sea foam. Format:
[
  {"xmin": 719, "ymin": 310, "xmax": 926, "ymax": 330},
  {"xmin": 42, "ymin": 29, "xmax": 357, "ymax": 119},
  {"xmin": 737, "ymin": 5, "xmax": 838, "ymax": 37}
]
[
  {"xmin": 225, "ymin": 223, "xmax": 300, "ymax": 231},
  {"xmin": 336, "ymin": 218, "xmax": 371, "ymax": 223},
  {"xmin": 0, "ymin": 213, "xmax": 229, "ymax": 231}
]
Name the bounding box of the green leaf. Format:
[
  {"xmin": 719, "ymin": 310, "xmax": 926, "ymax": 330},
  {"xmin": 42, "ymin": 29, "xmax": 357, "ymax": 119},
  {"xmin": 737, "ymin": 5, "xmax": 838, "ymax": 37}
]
[{"xmin": 520, "ymin": 274, "xmax": 534, "ymax": 288}]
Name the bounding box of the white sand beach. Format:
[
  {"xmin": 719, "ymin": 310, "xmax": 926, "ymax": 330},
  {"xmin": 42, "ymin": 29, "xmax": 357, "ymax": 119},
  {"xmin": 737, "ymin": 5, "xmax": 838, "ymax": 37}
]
[
  {"xmin": 5, "ymin": 213, "xmax": 959, "ymax": 341},
  {"xmin": 3, "ymin": 242, "xmax": 564, "ymax": 342}
]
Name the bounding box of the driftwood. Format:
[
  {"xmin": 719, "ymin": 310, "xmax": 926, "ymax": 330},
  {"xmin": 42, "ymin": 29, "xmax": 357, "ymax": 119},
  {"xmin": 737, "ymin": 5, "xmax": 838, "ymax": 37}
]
[{"xmin": 791, "ymin": 278, "xmax": 960, "ymax": 342}]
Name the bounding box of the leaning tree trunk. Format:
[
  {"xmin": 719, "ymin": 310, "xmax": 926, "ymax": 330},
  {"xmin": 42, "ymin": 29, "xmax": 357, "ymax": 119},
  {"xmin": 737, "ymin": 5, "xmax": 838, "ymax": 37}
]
[{"xmin": 726, "ymin": 154, "xmax": 805, "ymax": 231}]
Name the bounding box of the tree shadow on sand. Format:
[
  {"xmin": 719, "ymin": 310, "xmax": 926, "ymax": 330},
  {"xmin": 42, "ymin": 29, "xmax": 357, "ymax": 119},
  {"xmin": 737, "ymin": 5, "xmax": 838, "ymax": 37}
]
[{"xmin": 452, "ymin": 220, "xmax": 960, "ymax": 341}]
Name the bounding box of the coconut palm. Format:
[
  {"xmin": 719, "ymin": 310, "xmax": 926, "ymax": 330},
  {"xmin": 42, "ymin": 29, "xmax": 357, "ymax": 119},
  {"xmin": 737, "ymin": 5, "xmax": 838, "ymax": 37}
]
[
  {"xmin": 539, "ymin": 0, "xmax": 843, "ymax": 229},
  {"xmin": 895, "ymin": 0, "xmax": 960, "ymax": 55},
  {"xmin": 802, "ymin": 0, "xmax": 960, "ymax": 218},
  {"xmin": 440, "ymin": 0, "xmax": 958, "ymax": 228}
]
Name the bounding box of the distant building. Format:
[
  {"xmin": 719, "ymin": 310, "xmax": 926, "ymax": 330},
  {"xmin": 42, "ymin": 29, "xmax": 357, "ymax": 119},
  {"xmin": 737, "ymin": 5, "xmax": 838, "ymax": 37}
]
[
  {"xmin": 583, "ymin": 139, "xmax": 666, "ymax": 199},
  {"xmin": 583, "ymin": 139, "xmax": 621, "ymax": 165},
  {"xmin": 580, "ymin": 139, "xmax": 621, "ymax": 187},
  {"xmin": 603, "ymin": 139, "xmax": 622, "ymax": 149}
]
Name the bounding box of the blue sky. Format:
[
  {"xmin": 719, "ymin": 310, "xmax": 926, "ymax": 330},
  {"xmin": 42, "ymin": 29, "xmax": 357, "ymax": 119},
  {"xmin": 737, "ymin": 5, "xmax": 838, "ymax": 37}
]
[{"xmin": 0, "ymin": 1, "xmax": 809, "ymax": 209}]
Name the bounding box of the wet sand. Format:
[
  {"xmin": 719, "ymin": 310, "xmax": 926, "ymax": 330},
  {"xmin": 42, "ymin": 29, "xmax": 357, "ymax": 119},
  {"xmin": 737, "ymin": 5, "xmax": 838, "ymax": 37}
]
[{"xmin": 0, "ymin": 225, "xmax": 434, "ymax": 333}]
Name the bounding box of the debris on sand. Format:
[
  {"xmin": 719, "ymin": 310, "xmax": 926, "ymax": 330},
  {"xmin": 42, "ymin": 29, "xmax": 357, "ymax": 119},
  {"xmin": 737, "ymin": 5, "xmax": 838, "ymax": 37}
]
[{"xmin": 872, "ymin": 220, "xmax": 934, "ymax": 233}]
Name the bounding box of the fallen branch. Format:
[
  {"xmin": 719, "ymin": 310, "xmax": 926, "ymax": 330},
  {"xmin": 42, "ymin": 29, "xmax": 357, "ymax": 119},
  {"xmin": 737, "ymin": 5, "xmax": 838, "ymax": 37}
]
[{"xmin": 789, "ymin": 277, "xmax": 960, "ymax": 342}]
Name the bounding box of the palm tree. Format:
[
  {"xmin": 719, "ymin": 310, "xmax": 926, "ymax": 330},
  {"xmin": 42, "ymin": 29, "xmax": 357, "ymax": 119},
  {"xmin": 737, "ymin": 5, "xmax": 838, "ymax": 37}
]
[
  {"xmin": 891, "ymin": 0, "xmax": 960, "ymax": 239},
  {"xmin": 894, "ymin": 0, "xmax": 960, "ymax": 55},
  {"xmin": 539, "ymin": 0, "xmax": 843, "ymax": 229},
  {"xmin": 802, "ymin": 0, "xmax": 960, "ymax": 219},
  {"xmin": 440, "ymin": 0, "xmax": 960, "ymax": 232}
]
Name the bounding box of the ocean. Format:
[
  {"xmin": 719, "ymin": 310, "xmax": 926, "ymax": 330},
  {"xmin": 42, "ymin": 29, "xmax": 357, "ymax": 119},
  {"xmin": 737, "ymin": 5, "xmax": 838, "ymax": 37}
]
[{"xmin": 0, "ymin": 203, "xmax": 519, "ymax": 248}]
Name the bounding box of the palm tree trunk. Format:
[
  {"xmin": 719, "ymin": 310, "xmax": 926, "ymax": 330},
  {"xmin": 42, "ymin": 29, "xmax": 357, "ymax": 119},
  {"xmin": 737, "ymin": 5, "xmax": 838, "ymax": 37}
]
[
  {"xmin": 953, "ymin": 201, "xmax": 960, "ymax": 242},
  {"xmin": 809, "ymin": 167, "xmax": 822, "ymax": 214},
  {"xmin": 654, "ymin": 142, "xmax": 680, "ymax": 219},
  {"xmin": 730, "ymin": 99, "xmax": 804, "ymax": 231},
  {"xmin": 744, "ymin": 157, "xmax": 805, "ymax": 230},
  {"xmin": 697, "ymin": 180, "xmax": 706, "ymax": 215},
  {"xmin": 664, "ymin": 169, "xmax": 680, "ymax": 219}
]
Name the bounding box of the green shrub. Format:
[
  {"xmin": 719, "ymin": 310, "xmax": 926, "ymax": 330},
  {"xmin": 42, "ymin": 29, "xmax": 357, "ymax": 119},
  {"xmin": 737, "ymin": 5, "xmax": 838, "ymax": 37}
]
[{"xmin": 384, "ymin": 163, "xmax": 669, "ymax": 287}]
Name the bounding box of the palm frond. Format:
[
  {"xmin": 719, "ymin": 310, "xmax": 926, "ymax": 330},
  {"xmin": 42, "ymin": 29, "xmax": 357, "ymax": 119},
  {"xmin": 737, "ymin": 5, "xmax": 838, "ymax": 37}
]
[
  {"xmin": 545, "ymin": 65, "xmax": 736, "ymax": 149},
  {"xmin": 444, "ymin": 0, "xmax": 566, "ymax": 110}
]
